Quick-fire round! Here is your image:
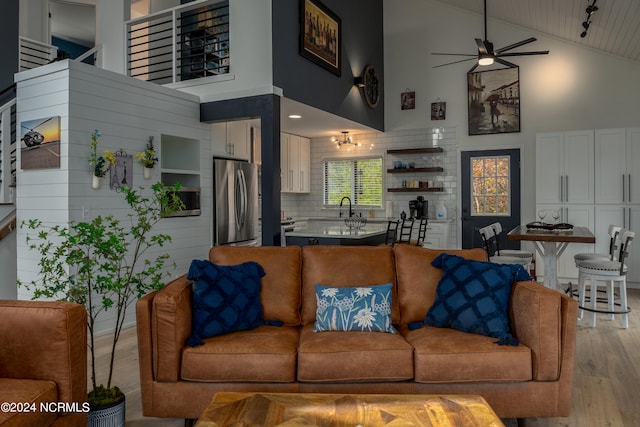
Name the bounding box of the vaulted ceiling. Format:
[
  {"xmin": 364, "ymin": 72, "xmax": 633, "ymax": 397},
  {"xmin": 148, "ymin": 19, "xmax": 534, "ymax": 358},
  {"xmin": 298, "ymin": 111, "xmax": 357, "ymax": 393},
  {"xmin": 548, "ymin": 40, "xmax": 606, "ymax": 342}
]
[{"xmin": 432, "ymin": 0, "xmax": 640, "ymax": 63}]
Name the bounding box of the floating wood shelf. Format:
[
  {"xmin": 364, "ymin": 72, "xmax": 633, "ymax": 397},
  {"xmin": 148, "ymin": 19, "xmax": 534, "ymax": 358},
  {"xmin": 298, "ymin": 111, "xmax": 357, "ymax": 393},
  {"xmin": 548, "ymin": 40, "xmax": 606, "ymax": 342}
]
[
  {"xmin": 387, "ymin": 167, "xmax": 444, "ymax": 173},
  {"xmin": 387, "ymin": 147, "xmax": 444, "ymax": 155},
  {"xmin": 387, "ymin": 187, "xmax": 444, "ymax": 193}
]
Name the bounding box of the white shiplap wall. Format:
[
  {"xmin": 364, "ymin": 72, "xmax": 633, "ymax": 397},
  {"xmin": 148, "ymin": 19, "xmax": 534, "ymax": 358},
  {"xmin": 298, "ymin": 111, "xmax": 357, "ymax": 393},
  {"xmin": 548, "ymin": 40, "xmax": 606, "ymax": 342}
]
[
  {"xmin": 282, "ymin": 127, "xmax": 459, "ymax": 246},
  {"xmin": 15, "ymin": 60, "xmax": 212, "ymax": 334}
]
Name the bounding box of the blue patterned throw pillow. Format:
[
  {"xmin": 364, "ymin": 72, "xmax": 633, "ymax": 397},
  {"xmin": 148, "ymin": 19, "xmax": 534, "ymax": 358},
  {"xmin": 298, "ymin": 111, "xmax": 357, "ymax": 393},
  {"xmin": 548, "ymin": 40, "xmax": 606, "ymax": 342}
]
[
  {"xmin": 420, "ymin": 253, "xmax": 531, "ymax": 345},
  {"xmin": 186, "ymin": 259, "xmax": 265, "ymax": 347},
  {"xmin": 313, "ymin": 283, "xmax": 396, "ymax": 333}
]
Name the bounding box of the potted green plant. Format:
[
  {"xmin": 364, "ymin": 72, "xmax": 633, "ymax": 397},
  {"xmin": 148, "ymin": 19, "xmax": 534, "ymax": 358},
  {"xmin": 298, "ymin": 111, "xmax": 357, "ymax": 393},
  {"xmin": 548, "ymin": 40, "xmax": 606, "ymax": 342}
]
[
  {"xmin": 20, "ymin": 182, "xmax": 184, "ymax": 425},
  {"xmin": 88, "ymin": 129, "xmax": 115, "ymax": 189},
  {"xmin": 135, "ymin": 136, "xmax": 159, "ymax": 180}
]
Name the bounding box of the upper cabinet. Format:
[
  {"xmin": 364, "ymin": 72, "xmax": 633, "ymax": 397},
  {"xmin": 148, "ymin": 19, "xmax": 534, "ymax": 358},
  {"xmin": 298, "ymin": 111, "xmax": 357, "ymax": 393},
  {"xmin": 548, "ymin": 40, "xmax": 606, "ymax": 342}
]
[
  {"xmin": 281, "ymin": 132, "xmax": 310, "ymax": 193},
  {"xmin": 595, "ymin": 128, "xmax": 640, "ymax": 204},
  {"xmin": 211, "ymin": 119, "xmax": 260, "ymax": 162},
  {"xmin": 536, "ymin": 131, "xmax": 594, "ymax": 205}
]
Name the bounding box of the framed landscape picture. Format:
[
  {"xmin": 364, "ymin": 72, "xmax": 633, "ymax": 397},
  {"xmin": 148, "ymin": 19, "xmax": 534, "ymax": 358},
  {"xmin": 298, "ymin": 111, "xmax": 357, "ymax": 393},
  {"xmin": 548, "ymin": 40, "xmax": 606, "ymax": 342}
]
[
  {"xmin": 300, "ymin": 0, "xmax": 341, "ymax": 76},
  {"xmin": 467, "ymin": 67, "xmax": 520, "ymax": 135}
]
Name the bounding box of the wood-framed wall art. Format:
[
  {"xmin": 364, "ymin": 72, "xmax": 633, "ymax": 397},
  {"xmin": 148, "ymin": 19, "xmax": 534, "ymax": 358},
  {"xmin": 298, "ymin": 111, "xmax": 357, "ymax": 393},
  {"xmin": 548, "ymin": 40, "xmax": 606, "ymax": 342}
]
[
  {"xmin": 110, "ymin": 149, "xmax": 133, "ymax": 190},
  {"xmin": 19, "ymin": 116, "xmax": 61, "ymax": 170},
  {"xmin": 401, "ymin": 90, "xmax": 415, "ymax": 110},
  {"xmin": 300, "ymin": 0, "xmax": 341, "ymax": 76},
  {"xmin": 431, "ymin": 101, "xmax": 446, "ymax": 120},
  {"xmin": 468, "ymin": 67, "xmax": 520, "ymax": 135}
]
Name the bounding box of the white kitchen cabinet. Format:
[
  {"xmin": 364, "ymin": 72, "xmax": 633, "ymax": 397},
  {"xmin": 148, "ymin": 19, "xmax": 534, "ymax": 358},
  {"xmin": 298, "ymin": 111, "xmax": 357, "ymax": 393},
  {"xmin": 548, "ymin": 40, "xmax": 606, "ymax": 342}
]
[
  {"xmin": 594, "ymin": 128, "xmax": 628, "ymax": 204},
  {"xmin": 535, "ymin": 204, "xmax": 595, "ymax": 282},
  {"xmin": 536, "ymin": 131, "xmax": 594, "ymax": 205},
  {"xmin": 210, "ymin": 119, "xmax": 255, "ymax": 161},
  {"xmin": 422, "ymin": 220, "xmax": 450, "ymax": 249},
  {"xmin": 281, "ymin": 132, "xmax": 310, "ymax": 193}
]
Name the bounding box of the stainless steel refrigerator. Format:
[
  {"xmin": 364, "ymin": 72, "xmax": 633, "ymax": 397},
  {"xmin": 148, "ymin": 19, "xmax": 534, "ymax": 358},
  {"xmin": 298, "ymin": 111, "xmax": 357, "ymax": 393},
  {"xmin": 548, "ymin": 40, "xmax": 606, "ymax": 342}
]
[{"xmin": 213, "ymin": 158, "xmax": 259, "ymax": 245}]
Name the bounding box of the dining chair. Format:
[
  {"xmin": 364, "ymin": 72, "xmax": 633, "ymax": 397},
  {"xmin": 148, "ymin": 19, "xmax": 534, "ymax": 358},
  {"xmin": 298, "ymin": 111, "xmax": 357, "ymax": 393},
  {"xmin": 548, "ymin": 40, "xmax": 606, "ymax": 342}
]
[
  {"xmin": 574, "ymin": 224, "xmax": 622, "ymax": 265},
  {"xmin": 490, "ymin": 222, "xmax": 533, "ymax": 268},
  {"xmin": 577, "ymin": 229, "xmax": 634, "ymax": 328},
  {"xmin": 479, "ymin": 223, "xmax": 530, "ymax": 266},
  {"xmin": 410, "ymin": 217, "xmax": 428, "ymax": 246},
  {"xmin": 397, "ymin": 218, "xmax": 414, "ymax": 244},
  {"xmin": 384, "ymin": 220, "xmax": 400, "ymax": 246}
]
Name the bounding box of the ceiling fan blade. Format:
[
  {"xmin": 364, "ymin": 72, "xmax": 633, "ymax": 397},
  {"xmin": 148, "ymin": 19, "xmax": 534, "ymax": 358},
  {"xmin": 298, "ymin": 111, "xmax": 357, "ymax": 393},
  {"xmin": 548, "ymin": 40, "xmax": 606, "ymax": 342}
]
[
  {"xmin": 468, "ymin": 63, "xmax": 480, "ymax": 73},
  {"xmin": 494, "ymin": 57, "xmax": 518, "ymax": 68},
  {"xmin": 475, "ymin": 38, "xmax": 488, "ymax": 54},
  {"xmin": 433, "ymin": 57, "xmax": 477, "ymax": 68},
  {"xmin": 431, "ymin": 52, "xmax": 477, "ymax": 57},
  {"xmin": 494, "ymin": 37, "xmax": 537, "ymax": 54},
  {"xmin": 498, "ymin": 50, "xmax": 550, "ymax": 57}
]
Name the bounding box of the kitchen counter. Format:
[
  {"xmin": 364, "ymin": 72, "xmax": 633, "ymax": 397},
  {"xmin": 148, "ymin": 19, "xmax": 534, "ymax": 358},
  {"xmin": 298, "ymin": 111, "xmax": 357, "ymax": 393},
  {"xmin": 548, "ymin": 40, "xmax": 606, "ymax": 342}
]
[{"xmin": 285, "ymin": 219, "xmax": 388, "ymax": 246}]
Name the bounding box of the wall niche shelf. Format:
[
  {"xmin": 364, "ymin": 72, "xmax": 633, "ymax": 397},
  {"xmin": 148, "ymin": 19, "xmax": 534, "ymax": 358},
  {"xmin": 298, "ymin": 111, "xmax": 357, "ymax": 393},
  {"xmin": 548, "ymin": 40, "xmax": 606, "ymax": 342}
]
[
  {"xmin": 387, "ymin": 147, "xmax": 443, "ymax": 155},
  {"xmin": 387, "ymin": 187, "xmax": 444, "ymax": 193}
]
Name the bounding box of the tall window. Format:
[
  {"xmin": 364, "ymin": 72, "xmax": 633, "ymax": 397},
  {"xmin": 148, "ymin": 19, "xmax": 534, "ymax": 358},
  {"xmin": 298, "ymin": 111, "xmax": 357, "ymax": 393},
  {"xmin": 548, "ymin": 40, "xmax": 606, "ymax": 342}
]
[
  {"xmin": 471, "ymin": 156, "xmax": 510, "ymax": 215},
  {"xmin": 323, "ymin": 157, "xmax": 383, "ymax": 207}
]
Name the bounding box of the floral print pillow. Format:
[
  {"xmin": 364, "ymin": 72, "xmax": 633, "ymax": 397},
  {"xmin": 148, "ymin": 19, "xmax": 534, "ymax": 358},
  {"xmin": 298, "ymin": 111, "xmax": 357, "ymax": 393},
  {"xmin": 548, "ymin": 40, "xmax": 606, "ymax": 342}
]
[{"xmin": 313, "ymin": 283, "xmax": 396, "ymax": 333}]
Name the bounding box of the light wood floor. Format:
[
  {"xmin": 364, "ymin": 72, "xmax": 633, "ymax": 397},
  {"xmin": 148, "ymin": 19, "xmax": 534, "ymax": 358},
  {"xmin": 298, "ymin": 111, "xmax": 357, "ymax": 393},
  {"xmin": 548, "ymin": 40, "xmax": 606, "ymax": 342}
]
[{"xmin": 97, "ymin": 288, "xmax": 640, "ymax": 426}]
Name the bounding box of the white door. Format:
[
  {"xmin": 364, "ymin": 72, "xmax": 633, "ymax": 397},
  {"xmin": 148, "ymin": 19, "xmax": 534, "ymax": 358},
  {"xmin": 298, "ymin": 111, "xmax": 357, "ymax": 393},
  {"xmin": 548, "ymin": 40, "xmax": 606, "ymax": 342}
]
[
  {"xmin": 564, "ymin": 130, "xmax": 594, "ymax": 204},
  {"xmin": 594, "ymin": 128, "xmax": 626, "ymax": 204},
  {"xmin": 536, "ymin": 133, "xmax": 565, "ymax": 204}
]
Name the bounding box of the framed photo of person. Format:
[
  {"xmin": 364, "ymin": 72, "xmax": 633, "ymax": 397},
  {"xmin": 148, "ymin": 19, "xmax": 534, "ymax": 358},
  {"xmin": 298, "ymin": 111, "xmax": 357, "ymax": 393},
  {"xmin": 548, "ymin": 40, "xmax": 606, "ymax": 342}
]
[
  {"xmin": 431, "ymin": 102, "xmax": 446, "ymax": 120},
  {"xmin": 468, "ymin": 67, "xmax": 520, "ymax": 135}
]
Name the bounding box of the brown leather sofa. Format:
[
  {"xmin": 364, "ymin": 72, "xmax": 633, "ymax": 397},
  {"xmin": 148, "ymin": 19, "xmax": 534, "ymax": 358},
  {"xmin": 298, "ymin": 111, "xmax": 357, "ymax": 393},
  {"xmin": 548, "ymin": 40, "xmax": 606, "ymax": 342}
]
[
  {"xmin": 0, "ymin": 300, "xmax": 87, "ymax": 427},
  {"xmin": 137, "ymin": 245, "xmax": 578, "ymax": 420}
]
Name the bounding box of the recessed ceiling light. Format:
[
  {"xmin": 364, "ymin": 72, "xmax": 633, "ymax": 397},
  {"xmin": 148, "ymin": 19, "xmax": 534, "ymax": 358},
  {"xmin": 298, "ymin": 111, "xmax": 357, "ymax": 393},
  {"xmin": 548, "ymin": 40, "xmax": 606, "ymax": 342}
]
[{"xmin": 288, "ymin": 114, "xmax": 302, "ymax": 119}]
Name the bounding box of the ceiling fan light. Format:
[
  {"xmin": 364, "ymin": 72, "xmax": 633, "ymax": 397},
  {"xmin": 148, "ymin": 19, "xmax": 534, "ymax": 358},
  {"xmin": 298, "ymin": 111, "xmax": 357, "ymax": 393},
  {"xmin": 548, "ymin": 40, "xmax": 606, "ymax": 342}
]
[{"xmin": 478, "ymin": 56, "xmax": 494, "ymax": 66}]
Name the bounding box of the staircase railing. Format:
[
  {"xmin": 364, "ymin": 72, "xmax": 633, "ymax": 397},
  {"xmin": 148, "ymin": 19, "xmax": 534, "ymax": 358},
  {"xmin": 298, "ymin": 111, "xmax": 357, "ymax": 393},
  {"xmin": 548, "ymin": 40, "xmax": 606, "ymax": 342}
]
[
  {"xmin": 125, "ymin": 0, "xmax": 229, "ymax": 84},
  {"xmin": 19, "ymin": 36, "xmax": 58, "ymax": 71},
  {"xmin": 0, "ymin": 84, "xmax": 17, "ymax": 204}
]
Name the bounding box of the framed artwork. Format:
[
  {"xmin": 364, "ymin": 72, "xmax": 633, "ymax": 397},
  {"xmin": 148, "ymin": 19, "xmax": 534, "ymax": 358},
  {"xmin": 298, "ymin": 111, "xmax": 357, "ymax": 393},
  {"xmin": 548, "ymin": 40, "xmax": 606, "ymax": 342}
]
[
  {"xmin": 110, "ymin": 149, "xmax": 133, "ymax": 190},
  {"xmin": 401, "ymin": 91, "xmax": 415, "ymax": 110},
  {"xmin": 20, "ymin": 116, "xmax": 61, "ymax": 170},
  {"xmin": 300, "ymin": 0, "xmax": 341, "ymax": 76},
  {"xmin": 431, "ymin": 102, "xmax": 446, "ymax": 120},
  {"xmin": 468, "ymin": 67, "xmax": 520, "ymax": 135}
]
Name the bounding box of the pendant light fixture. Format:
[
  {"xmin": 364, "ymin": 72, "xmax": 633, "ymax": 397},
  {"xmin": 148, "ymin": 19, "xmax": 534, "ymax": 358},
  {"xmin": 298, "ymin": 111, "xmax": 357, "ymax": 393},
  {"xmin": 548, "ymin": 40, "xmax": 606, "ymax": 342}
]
[{"xmin": 332, "ymin": 131, "xmax": 360, "ymax": 149}]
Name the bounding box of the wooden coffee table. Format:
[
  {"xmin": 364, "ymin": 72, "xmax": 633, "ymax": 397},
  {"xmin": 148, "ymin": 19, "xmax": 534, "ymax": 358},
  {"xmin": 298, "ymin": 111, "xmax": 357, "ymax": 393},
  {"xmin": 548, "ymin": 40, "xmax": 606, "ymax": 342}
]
[{"xmin": 195, "ymin": 392, "xmax": 504, "ymax": 426}]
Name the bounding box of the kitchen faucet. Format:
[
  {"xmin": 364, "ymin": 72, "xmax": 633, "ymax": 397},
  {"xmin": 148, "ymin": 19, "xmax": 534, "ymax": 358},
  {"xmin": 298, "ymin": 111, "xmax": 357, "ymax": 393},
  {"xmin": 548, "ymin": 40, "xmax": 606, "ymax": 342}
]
[{"xmin": 339, "ymin": 196, "xmax": 354, "ymax": 218}]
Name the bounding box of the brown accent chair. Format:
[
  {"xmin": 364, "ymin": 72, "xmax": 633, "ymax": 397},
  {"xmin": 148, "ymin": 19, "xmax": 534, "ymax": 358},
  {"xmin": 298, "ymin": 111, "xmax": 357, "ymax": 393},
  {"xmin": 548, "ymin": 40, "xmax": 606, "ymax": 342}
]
[{"xmin": 0, "ymin": 300, "xmax": 87, "ymax": 427}]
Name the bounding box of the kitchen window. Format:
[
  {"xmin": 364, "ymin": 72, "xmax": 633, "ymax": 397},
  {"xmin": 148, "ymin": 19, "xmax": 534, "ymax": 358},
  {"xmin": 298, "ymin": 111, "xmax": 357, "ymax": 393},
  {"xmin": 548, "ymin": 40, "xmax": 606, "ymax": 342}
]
[{"xmin": 323, "ymin": 157, "xmax": 383, "ymax": 207}]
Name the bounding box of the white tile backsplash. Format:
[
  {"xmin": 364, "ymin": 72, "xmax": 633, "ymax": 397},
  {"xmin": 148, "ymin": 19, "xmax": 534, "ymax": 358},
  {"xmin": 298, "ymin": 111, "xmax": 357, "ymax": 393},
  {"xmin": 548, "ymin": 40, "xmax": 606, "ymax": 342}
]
[{"xmin": 282, "ymin": 127, "xmax": 459, "ymax": 246}]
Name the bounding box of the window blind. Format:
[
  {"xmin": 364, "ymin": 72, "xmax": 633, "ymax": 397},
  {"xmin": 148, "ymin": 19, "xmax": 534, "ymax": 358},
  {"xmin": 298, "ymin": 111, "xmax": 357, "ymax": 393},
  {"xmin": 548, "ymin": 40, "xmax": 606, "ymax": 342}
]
[{"xmin": 323, "ymin": 157, "xmax": 383, "ymax": 207}]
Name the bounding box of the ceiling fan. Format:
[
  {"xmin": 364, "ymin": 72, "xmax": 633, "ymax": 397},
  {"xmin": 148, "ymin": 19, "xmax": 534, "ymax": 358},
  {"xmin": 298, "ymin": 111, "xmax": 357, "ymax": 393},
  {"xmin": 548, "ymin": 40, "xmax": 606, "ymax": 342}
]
[{"xmin": 432, "ymin": 0, "xmax": 549, "ymax": 72}]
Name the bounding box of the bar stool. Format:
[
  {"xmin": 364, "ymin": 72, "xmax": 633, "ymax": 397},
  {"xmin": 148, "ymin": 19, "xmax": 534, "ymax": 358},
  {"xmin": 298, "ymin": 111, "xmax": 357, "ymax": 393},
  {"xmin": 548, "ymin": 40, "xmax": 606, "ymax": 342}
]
[
  {"xmin": 574, "ymin": 224, "xmax": 622, "ymax": 265},
  {"xmin": 479, "ymin": 223, "xmax": 530, "ymax": 266},
  {"xmin": 577, "ymin": 229, "xmax": 634, "ymax": 328},
  {"xmin": 410, "ymin": 218, "xmax": 428, "ymax": 246},
  {"xmin": 384, "ymin": 220, "xmax": 400, "ymax": 246},
  {"xmin": 397, "ymin": 218, "xmax": 414, "ymax": 244},
  {"xmin": 491, "ymin": 222, "xmax": 533, "ymax": 269}
]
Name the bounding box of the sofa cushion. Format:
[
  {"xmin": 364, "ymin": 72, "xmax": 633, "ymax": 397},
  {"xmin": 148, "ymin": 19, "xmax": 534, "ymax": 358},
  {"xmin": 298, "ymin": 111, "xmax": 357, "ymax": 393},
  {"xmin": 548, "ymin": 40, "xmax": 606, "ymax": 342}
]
[
  {"xmin": 0, "ymin": 378, "xmax": 58, "ymax": 426},
  {"xmin": 313, "ymin": 283, "xmax": 396, "ymax": 333},
  {"xmin": 301, "ymin": 246, "xmax": 398, "ymax": 325},
  {"xmin": 209, "ymin": 246, "xmax": 302, "ymax": 325},
  {"xmin": 181, "ymin": 325, "xmax": 299, "ymax": 383},
  {"xmin": 394, "ymin": 245, "xmax": 489, "ymax": 326},
  {"xmin": 421, "ymin": 253, "xmax": 530, "ymax": 345},
  {"xmin": 401, "ymin": 326, "xmax": 532, "ymax": 383},
  {"xmin": 297, "ymin": 324, "xmax": 414, "ymax": 382},
  {"xmin": 187, "ymin": 259, "xmax": 265, "ymax": 346}
]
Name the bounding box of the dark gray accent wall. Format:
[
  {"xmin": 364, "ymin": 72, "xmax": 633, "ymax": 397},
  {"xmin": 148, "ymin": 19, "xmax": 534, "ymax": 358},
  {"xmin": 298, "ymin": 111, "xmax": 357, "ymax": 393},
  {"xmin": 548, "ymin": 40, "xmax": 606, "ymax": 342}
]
[
  {"xmin": 0, "ymin": 0, "xmax": 19, "ymax": 95},
  {"xmin": 272, "ymin": 0, "xmax": 384, "ymax": 131}
]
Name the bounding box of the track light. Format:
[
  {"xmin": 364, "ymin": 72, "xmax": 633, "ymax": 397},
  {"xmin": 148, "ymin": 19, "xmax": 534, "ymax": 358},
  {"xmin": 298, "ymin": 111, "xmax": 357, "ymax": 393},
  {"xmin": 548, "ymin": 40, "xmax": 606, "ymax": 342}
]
[{"xmin": 580, "ymin": 0, "xmax": 598, "ymax": 38}]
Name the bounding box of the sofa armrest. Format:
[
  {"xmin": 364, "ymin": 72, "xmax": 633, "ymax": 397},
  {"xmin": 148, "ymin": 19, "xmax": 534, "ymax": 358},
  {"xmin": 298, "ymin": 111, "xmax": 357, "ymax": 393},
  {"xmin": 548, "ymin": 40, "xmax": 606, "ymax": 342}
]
[
  {"xmin": 0, "ymin": 300, "xmax": 87, "ymax": 407},
  {"xmin": 510, "ymin": 281, "xmax": 577, "ymax": 381},
  {"xmin": 148, "ymin": 275, "xmax": 193, "ymax": 383}
]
